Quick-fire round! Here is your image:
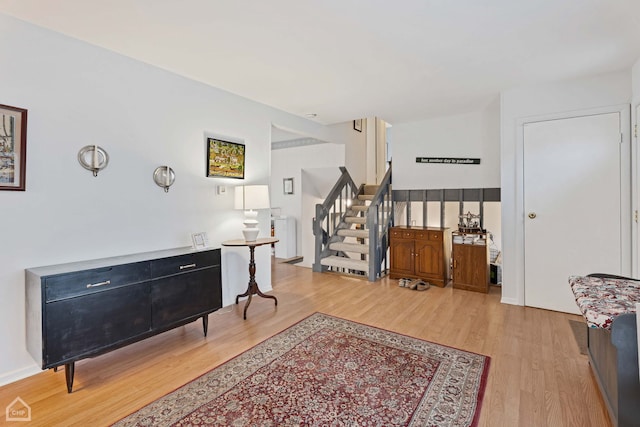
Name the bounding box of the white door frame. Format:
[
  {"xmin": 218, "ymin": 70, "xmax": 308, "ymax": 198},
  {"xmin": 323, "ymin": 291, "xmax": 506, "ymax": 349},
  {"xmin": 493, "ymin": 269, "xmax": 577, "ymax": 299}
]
[
  {"xmin": 634, "ymin": 103, "xmax": 640, "ymax": 278},
  {"xmin": 513, "ymin": 104, "xmax": 631, "ymax": 306}
]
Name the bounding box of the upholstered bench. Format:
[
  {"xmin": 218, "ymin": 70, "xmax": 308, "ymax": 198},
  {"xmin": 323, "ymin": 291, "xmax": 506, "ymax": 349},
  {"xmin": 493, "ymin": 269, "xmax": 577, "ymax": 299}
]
[{"xmin": 569, "ymin": 274, "xmax": 640, "ymax": 427}]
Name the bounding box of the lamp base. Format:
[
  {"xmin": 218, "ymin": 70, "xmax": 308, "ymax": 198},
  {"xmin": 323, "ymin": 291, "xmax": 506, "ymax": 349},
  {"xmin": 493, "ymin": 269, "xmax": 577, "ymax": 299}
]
[{"xmin": 242, "ymin": 227, "xmax": 260, "ymax": 242}]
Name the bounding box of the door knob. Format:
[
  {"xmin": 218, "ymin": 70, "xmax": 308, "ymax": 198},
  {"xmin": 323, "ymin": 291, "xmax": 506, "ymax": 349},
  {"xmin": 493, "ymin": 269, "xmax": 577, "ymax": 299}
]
[{"xmin": 528, "ymin": 212, "xmax": 537, "ymax": 219}]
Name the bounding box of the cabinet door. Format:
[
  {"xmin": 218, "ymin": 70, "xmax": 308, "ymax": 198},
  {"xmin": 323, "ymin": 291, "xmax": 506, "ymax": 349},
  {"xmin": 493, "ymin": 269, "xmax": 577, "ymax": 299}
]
[
  {"xmin": 390, "ymin": 239, "xmax": 414, "ymax": 276},
  {"xmin": 151, "ymin": 266, "xmax": 222, "ymax": 329},
  {"xmin": 44, "ymin": 283, "xmax": 151, "ymax": 367},
  {"xmin": 453, "ymin": 244, "xmax": 470, "ymax": 284},
  {"xmin": 453, "ymin": 244, "xmax": 488, "ymax": 290},
  {"xmin": 415, "ymin": 240, "xmax": 442, "ymax": 277}
]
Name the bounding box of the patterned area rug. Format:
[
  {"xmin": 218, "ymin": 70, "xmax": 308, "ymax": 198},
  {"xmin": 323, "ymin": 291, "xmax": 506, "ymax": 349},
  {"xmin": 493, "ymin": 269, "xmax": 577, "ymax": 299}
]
[{"xmin": 113, "ymin": 313, "xmax": 490, "ymax": 426}]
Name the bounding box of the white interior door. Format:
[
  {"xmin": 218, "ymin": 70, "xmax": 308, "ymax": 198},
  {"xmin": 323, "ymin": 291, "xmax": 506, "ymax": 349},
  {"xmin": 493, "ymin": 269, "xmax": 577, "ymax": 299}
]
[
  {"xmin": 523, "ymin": 112, "xmax": 624, "ymax": 314},
  {"xmin": 636, "ymin": 103, "xmax": 640, "ymax": 277}
]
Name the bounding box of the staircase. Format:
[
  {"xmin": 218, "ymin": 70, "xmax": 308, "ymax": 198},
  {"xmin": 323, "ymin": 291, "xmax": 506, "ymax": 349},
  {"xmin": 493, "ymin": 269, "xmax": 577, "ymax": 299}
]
[
  {"xmin": 319, "ymin": 185, "xmax": 377, "ymax": 274},
  {"xmin": 313, "ymin": 167, "xmax": 393, "ymax": 281}
]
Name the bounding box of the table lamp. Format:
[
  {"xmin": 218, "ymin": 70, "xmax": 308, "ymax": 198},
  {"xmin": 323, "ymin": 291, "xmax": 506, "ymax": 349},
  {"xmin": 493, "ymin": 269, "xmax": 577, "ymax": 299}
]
[{"xmin": 235, "ymin": 185, "xmax": 270, "ymax": 241}]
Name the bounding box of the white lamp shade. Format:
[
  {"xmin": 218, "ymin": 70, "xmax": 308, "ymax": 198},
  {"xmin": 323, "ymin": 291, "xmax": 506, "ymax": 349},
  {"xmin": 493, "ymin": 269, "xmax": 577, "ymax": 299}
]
[
  {"xmin": 234, "ymin": 185, "xmax": 271, "ymax": 241},
  {"xmin": 234, "ymin": 185, "xmax": 270, "ymax": 210}
]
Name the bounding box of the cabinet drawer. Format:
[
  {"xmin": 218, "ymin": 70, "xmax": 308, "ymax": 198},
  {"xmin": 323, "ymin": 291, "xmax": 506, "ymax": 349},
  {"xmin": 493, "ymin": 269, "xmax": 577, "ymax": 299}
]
[
  {"xmin": 45, "ymin": 262, "xmax": 150, "ymax": 303},
  {"xmin": 428, "ymin": 232, "xmax": 442, "ymax": 241},
  {"xmin": 391, "ymin": 229, "xmax": 414, "ymax": 239},
  {"xmin": 151, "ymin": 249, "xmax": 220, "ymax": 279},
  {"xmin": 414, "ymin": 230, "xmax": 427, "ymax": 239}
]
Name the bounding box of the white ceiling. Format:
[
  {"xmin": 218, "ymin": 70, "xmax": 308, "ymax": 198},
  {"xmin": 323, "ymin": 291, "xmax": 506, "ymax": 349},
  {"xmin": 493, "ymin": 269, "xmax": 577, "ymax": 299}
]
[{"xmin": 2, "ymin": 0, "xmax": 640, "ymax": 125}]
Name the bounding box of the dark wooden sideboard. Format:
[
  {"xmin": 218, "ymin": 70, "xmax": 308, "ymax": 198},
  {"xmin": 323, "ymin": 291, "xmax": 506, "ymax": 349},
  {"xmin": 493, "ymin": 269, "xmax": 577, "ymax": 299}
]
[{"xmin": 25, "ymin": 247, "xmax": 222, "ymax": 393}]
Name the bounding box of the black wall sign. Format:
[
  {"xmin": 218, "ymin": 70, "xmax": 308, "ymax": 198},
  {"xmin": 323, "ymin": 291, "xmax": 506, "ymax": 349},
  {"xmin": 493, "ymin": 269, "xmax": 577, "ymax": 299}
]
[{"xmin": 416, "ymin": 157, "xmax": 481, "ymax": 165}]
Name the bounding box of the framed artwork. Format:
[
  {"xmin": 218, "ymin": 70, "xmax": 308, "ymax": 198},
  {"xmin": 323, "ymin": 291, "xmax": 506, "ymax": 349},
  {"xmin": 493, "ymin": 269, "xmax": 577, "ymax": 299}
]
[
  {"xmin": 353, "ymin": 119, "xmax": 362, "ymax": 132},
  {"xmin": 0, "ymin": 104, "xmax": 28, "ymax": 191},
  {"xmin": 207, "ymin": 138, "xmax": 245, "ymax": 179},
  {"xmin": 283, "ymin": 177, "xmax": 294, "ymax": 195}
]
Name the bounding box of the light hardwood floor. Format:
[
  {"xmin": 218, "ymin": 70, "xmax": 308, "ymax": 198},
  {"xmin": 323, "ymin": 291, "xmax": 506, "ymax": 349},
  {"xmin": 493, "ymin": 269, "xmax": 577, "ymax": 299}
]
[{"xmin": 0, "ymin": 260, "xmax": 610, "ymax": 426}]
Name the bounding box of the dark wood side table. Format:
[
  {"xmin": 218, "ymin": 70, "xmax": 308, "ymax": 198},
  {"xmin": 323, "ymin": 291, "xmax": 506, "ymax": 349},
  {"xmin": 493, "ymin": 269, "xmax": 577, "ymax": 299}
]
[{"xmin": 222, "ymin": 237, "xmax": 279, "ymax": 319}]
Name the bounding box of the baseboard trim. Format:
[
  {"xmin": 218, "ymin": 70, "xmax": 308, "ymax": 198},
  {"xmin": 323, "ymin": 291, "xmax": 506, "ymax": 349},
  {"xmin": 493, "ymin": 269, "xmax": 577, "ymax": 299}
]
[
  {"xmin": 0, "ymin": 364, "xmax": 40, "ymax": 387},
  {"xmin": 500, "ymin": 296, "xmax": 520, "ymax": 306}
]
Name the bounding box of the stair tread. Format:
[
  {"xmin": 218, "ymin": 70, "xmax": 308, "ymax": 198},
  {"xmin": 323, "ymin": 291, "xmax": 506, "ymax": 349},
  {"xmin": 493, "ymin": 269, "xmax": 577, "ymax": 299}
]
[
  {"xmin": 337, "ymin": 229, "xmax": 369, "ymax": 238},
  {"xmin": 345, "ymin": 217, "xmax": 367, "ymax": 224},
  {"xmin": 329, "ymin": 242, "xmax": 369, "ymax": 254},
  {"xmin": 350, "ymin": 205, "xmax": 369, "ymax": 211},
  {"xmin": 363, "ymin": 185, "xmax": 380, "ymax": 195},
  {"xmin": 320, "ymin": 256, "xmax": 369, "ymax": 271}
]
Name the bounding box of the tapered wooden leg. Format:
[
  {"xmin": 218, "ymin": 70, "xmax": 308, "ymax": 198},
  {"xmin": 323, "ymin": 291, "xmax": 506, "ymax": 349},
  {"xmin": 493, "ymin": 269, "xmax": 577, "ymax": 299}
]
[
  {"xmin": 65, "ymin": 362, "xmax": 75, "ymax": 394},
  {"xmin": 202, "ymin": 314, "xmax": 209, "ymax": 337}
]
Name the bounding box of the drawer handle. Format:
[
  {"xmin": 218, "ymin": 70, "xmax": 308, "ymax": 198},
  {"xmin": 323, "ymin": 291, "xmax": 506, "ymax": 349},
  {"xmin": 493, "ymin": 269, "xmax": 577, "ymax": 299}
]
[
  {"xmin": 86, "ymin": 280, "xmax": 111, "ymax": 288},
  {"xmin": 180, "ymin": 263, "xmax": 196, "ymax": 270}
]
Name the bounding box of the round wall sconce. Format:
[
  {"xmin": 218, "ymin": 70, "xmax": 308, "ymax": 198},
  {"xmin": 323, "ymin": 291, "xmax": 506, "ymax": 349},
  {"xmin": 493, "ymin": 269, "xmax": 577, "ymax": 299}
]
[
  {"xmin": 153, "ymin": 166, "xmax": 175, "ymax": 193},
  {"xmin": 78, "ymin": 145, "xmax": 109, "ymax": 177}
]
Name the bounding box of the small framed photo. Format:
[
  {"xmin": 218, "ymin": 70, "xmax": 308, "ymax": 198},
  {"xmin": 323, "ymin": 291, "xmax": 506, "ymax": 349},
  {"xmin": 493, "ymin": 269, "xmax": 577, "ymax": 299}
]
[
  {"xmin": 191, "ymin": 232, "xmax": 209, "ymax": 250},
  {"xmin": 353, "ymin": 119, "xmax": 362, "ymax": 132},
  {"xmin": 283, "ymin": 177, "xmax": 294, "ymax": 195},
  {"xmin": 0, "ymin": 104, "xmax": 28, "ymax": 191}
]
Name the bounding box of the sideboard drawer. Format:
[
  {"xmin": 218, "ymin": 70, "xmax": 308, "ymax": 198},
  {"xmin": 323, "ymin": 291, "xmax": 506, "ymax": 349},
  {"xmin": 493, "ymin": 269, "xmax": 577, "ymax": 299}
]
[
  {"xmin": 45, "ymin": 262, "xmax": 150, "ymax": 303},
  {"xmin": 151, "ymin": 250, "xmax": 220, "ymax": 279}
]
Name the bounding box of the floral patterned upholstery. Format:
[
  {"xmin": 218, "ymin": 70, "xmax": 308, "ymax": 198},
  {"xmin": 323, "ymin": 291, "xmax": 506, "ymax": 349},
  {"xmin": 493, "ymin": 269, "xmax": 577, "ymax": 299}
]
[{"xmin": 569, "ymin": 275, "xmax": 640, "ymax": 329}]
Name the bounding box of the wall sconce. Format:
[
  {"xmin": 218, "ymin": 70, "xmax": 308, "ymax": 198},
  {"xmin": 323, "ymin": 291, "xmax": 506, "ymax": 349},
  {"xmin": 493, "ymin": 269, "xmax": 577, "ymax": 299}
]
[
  {"xmin": 153, "ymin": 166, "xmax": 175, "ymax": 193},
  {"xmin": 234, "ymin": 185, "xmax": 271, "ymax": 241},
  {"xmin": 78, "ymin": 145, "xmax": 109, "ymax": 177}
]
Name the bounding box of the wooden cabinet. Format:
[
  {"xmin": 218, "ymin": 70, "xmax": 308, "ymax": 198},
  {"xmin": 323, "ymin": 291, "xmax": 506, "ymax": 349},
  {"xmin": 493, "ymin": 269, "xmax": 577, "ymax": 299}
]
[
  {"xmin": 389, "ymin": 226, "xmax": 451, "ymax": 287},
  {"xmin": 451, "ymin": 232, "xmax": 489, "ymax": 293},
  {"xmin": 26, "ymin": 247, "xmax": 222, "ymax": 393}
]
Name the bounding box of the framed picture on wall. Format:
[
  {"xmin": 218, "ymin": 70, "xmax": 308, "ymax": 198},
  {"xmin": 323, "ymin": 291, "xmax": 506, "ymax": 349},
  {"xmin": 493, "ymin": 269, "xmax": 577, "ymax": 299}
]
[
  {"xmin": 206, "ymin": 138, "xmax": 245, "ymax": 179},
  {"xmin": 0, "ymin": 104, "xmax": 28, "ymax": 191}
]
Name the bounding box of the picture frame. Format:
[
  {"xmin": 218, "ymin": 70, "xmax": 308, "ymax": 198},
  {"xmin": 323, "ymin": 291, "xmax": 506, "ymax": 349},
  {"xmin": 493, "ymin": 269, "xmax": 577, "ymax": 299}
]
[
  {"xmin": 191, "ymin": 232, "xmax": 209, "ymax": 250},
  {"xmin": 353, "ymin": 119, "xmax": 362, "ymax": 132},
  {"xmin": 206, "ymin": 138, "xmax": 245, "ymax": 179},
  {"xmin": 0, "ymin": 104, "xmax": 28, "ymax": 191},
  {"xmin": 283, "ymin": 177, "xmax": 294, "ymax": 195}
]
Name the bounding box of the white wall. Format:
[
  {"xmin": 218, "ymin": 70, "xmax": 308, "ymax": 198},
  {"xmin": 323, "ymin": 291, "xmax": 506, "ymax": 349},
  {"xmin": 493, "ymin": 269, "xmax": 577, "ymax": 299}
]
[
  {"xmin": 391, "ymin": 98, "xmax": 500, "ymax": 190},
  {"xmin": 269, "ymin": 143, "xmax": 345, "ymax": 259},
  {"xmin": 340, "ymin": 120, "xmax": 367, "ymax": 187},
  {"xmin": 0, "ymin": 14, "xmax": 349, "ymax": 385},
  {"xmin": 500, "ymin": 70, "xmax": 632, "ymax": 306},
  {"xmin": 633, "ymin": 59, "xmax": 640, "ymax": 100}
]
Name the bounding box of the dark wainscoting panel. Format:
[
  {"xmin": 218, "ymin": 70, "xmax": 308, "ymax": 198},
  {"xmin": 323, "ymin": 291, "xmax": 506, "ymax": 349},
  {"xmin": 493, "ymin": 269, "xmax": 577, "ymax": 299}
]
[{"xmin": 392, "ymin": 188, "xmax": 501, "ymax": 228}]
